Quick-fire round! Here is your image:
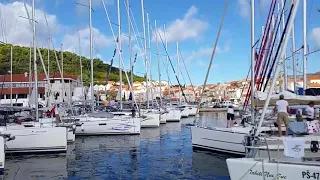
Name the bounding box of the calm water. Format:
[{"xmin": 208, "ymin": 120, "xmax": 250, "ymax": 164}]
[{"xmin": 3, "ymin": 113, "xmax": 231, "ymax": 180}]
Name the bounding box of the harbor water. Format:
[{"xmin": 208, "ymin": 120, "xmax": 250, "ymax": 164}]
[{"xmin": 3, "ymin": 113, "xmax": 231, "ymax": 180}]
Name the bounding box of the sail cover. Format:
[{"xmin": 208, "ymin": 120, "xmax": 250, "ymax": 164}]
[{"xmin": 255, "ymin": 91, "xmax": 320, "ymax": 106}]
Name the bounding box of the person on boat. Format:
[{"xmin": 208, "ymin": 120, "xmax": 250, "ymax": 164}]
[
  {"xmin": 296, "ymin": 109, "xmax": 303, "ymax": 122},
  {"xmin": 55, "ymin": 105, "xmax": 61, "ymax": 124},
  {"xmin": 274, "ymin": 94, "xmax": 290, "ymax": 137},
  {"xmin": 227, "ymin": 105, "xmax": 235, "ymax": 127},
  {"xmin": 304, "ymin": 101, "xmax": 315, "ymax": 121}
]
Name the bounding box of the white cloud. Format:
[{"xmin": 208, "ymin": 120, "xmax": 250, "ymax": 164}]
[
  {"xmin": 238, "ymin": 0, "xmax": 250, "ymax": 18},
  {"xmin": 62, "ymin": 27, "xmax": 113, "ymax": 58},
  {"xmin": 76, "ymin": 0, "xmax": 113, "ymax": 13},
  {"xmin": 154, "ymin": 5, "xmax": 208, "ymax": 43},
  {"xmin": 0, "ymin": 1, "xmax": 60, "ymax": 47},
  {"xmin": 311, "ymin": 28, "xmax": 320, "ymax": 47},
  {"xmin": 184, "ymin": 43, "xmax": 230, "ymax": 67},
  {"xmin": 238, "ymin": 0, "xmax": 271, "ymax": 18}
]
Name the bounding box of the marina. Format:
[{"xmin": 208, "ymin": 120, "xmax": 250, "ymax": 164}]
[
  {"xmin": 3, "ymin": 115, "xmax": 230, "ymax": 179},
  {"xmin": 0, "ymin": 0, "xmax": 319, "ymax": 179}
]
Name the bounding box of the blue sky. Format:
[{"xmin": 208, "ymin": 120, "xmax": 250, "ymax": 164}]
[{"xmin": 1, "ymin": 0, "xmax": 320, "ymax": 86}]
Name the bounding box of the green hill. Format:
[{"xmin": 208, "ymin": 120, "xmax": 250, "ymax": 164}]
[{"xmin": 0, "ymin": 44, "xmax": 145, "ymax": 85}]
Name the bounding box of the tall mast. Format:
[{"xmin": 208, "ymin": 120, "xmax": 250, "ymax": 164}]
[
  {"xmin": 78, "ymin": 30, "xmax": 83, "ymax": 87},
  {"xmin": 250, "ymin": 0, "xmax": 255, "ymax": 123},
  {"xmin": 141, "ymin": 0, "xmax": 148, "ymax": 108},
  {"xmin": 155, "ymin": 20, "xmax": 162, "ymax": 107},
  {"xmin": 117, "ymin": 0, "xmax": 123, "ymax": 109},
  {"xmin": 255, "ymin": 0, "xmax": 300, "ymax": 136},
  {"xmin": 78, "ymin": 30, "xmax": 84, "ymax": 99},
  {"xmin": 32, "ymin": 0, "xmax": 39, "ymax": 120},
  {"xmin": 10, "ymin": 45, "xmax": 12, "ymax": 106},
  {"xmin": 147, "ymin": 12, "xmax": 153, "ymax": 102},
  {"xmin": 302, "ymin": 0, "xmax": 307, "ymax": 93},
  {"xmin": 280, "ymin": 1, "xmax": 288, "ymax": 90},
  {"xmin": 291, "ymin": 24, "xmax": 297, "ymax": 94},
  {"xmin": 61, "ymin": 44, "xmax": 65, "ymax": 102},
  {"xmin": 164, "ymin": 24, "xmax": 170, "ymax": 101},
  {"xmin": 47, "ymin": 39, "xmax": 50, "ymax": 77},
  {"xmin": 29, "ymin": 43, "xmax": 32, "ymax": 96},
  {"xmin": 176, "ymin": 42, "xmax": 181, "ymax": 105},
  {"xmin": 89, "ymin": 0, "xmax": 94, "ymax": 111},
  {"xmin": 127, "ymin": 0, "xmax": 133, "ymax": 107}
]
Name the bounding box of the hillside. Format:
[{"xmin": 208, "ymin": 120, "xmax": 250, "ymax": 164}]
[{"xmin": 0, "ymin": 44, "xmax": 145, "ymax": 85}]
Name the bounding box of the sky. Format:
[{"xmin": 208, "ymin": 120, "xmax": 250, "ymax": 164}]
[{"xmin": 0, "ymin": 0, "xmax": 319, "ymax": 86}]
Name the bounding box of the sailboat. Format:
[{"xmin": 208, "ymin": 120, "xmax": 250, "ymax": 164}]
[
  {"xmin": 0, "ymin": 0, "xmax": 67, "ymax": 154},
  {"xmin": 226, "ymin": 1, "xmax": 320, "ymax": 179},
  {"xmin": 191, "ymin": 0, "xmax": 292, "ymax": 155}
]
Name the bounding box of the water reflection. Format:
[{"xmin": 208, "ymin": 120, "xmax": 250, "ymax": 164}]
[{"xmin": 5, "ymin": 154, "xmax": 67, "ymax": 180}]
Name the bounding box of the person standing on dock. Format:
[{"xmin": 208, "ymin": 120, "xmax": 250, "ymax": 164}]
[
  {"xmin": 304, "ymin": 101, "xmax": 315, "ymax": 121},
  {"xmin": 227, "ymin": 105, "xmax": 235, "ymax": 128},
  {"xmin": 274, "ymin": 95, "xmax": 289, "ymax": 137}
]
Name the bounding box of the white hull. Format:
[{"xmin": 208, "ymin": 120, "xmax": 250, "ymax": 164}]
[
  {"xmin": 181, "ymin": 108, "xmax": 190, "ymax": 117},
  {"xmin": 141, "ymin": 113, "xmax": 160, "ymax": 128},
  {"xmin": 163, "ymin": 109, "xmax": 181, "ymax": 122},
  {"xmin": 1, "ymin": 126, "xmax": 67, "ymax": 153},
  {"xmin": 27, "ymin": 118, "xmax": 76, "ymax": 143},
  {"xmin": 187, "ymin": 106, "xmax": 197, "ymax": 116},
  {"xmin": 191, "ymin": 125, "xmax": 285, "ymax": 155},
  {"xmin": 227, "ymin": 158, "xmax": 320, "ymax": 180},
  {"xmin": 0, "ymin": 137, "xmax": 4, "ymax": 173},
  {"xmin": 160, "ymin": 114, "xmax": 166, "ymax": 124},
  {"xmin": 191, "ymin": 126, "xmax": 246, "ymax": 155},
  {"xmin": 75, "ymin": 116, "xmax": 141, "ymax": 135}
]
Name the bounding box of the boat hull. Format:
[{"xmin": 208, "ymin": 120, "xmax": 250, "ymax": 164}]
[
  {"xmin": 160, "ymin": 114, "xmax": 166, "ymax": 124},
  {"xmin": 227, "ymin": 158, "xmax": 320, "ymax": 180},
  {"xmin": 164, "ymin": 109, "xmax": 181, "ymax": 122},
  {"xmin": 75, "ymin": 116, "xmax": 141, "ymax": 135},
  {"xmin": 0, "ymin": 137, "xmax": 4, "ymax": 173},
  {"xmin": 141, "ymin": 114, "xmax": 160, "ymax": 128},
  {"xmin": 181, "ymin": 108, "xmax": 190, "ymax": 118},
  {"xmin": 1, "ymin": 126, "xmax": 67, "ymax": 153},
  {"xmin": 191, "ymin": 126, "xmax": 246, "ymax": 155}
]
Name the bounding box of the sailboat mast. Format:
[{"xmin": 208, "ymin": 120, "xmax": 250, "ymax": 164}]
[
  {"xmin": 10, "ymin": 45, "xmax": 12, "ymax": 106},
  {"xmin": 155, "ymin": 20, "xmax": 162, "ymax": 107},
  {"xmin": 141, "ymin": 0, "xmax": 148, "ymax": 108},
  {"xmin": 250, "ymin": 0, "xmax": 255, "ymax": 123},
  {"xmin": 280, "ymin": 1, "xmax": 288, "ymax": 90},
  {"xmin": 61, "ymin": 44, "xmax": 65, "ymax": 102},
  {"xmin": 78, "ymin": 30, "xmax": 84, "ymax": 99},
  {"xmin": 32, "ymin": 0, "xmax": 39, "ymax": 120},
  {"xmin": 127, "ymin": 0, "xmax": 133, "ymax": 107},
  {"xmin": 78, "ymin": 30, "xmax": 83, "ymax": 87},
  {"xmin": 291, "ymin": 24, "xmax": 297, "ymax": 94},
  {"xmin": 29, "ymin": 43, "xmax": 32, "ymax": 96},
  {"xmin": 176, "ymin": 42, "xmax": 181, "ymax": 105},
  {"xmin": 89, "ymin": 0, "xmax": 94, "ymax": 111},
  {"xmin": 147, "ymin": 12, "xmax": 153, "ymax": 103},
  {"xmin": 164, "ymin": 25, "xmax": 170, "ymax": 100},
  {"xmin": 48, "ymin": 39, "xmax": 50, "ymax": 77},
  {"xmin": 117, "ymin": 0, "xmax": 123, "ymax": 109},
  {"xmin": 302, "ymin": 0, "xmax": 307, "ymax": 94}
]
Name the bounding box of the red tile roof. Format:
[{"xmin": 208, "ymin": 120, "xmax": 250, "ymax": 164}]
[
  {"xmin": 0, "ymin": 72, "xmax": 79, "ymax": 82},
  {"xmin": 0, "ymin": 87, "xmax": 45, "ymax": 95}
]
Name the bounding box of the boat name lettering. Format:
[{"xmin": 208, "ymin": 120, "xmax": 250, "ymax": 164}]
[
  {"xmin": 302, "ymin": 171, "xmax": 320, "ymax": 180},
  {"xmin": 35, "ymin": 131, "xmax": 46, "ymax": 133},
  {"xmin": 249, "ymin": 170, "xmax": 287, "ymax": 179}
]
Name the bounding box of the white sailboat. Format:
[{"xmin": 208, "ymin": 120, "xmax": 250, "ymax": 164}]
[{"xmin": 0, "ymin": 0, "xmax": 67, "ymax": 154}]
